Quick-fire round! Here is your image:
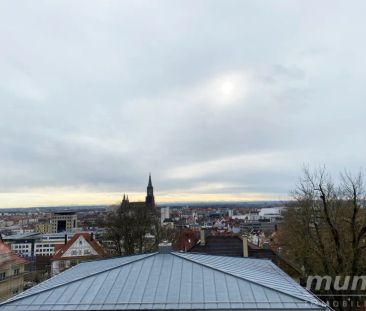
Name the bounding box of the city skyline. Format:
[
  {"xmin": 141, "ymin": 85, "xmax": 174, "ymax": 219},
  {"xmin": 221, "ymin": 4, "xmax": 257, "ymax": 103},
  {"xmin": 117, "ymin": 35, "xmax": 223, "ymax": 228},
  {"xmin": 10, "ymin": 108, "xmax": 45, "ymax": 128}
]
[{"xmin": 1, "ymin": 1, "xmax": 366, "ymax": 208}]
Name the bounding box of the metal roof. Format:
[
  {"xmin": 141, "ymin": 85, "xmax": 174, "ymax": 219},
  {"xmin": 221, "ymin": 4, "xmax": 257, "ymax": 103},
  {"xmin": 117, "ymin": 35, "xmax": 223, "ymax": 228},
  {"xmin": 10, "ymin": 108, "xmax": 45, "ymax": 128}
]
[
  {"xmin": 2, "ymin": 233, "xmax": 42, "ymax": 240},
  {"xmin": 0, "ymin": 252, "xmax": 331, "ymax": 310}
]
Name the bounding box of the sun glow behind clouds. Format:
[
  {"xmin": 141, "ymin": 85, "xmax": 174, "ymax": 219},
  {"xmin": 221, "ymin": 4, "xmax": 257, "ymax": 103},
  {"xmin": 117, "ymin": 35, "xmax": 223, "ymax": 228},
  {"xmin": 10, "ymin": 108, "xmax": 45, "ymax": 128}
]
[{"xmin": 208, "ymin": 72, "xmax": 251, "ymax": 106}]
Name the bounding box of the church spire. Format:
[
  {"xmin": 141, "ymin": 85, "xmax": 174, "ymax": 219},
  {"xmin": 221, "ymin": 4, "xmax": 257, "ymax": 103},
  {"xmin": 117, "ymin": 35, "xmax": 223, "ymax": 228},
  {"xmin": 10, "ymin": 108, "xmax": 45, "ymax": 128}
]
[
  {"xmin": 148, "ymin": 173, "xmax": 152, "ymax": 187},
  {"xmin": 146, "ymin": 173, "xmax": 155, "ymax": 206},
  {"xmin": 121, "ymin": 193, "xmax": 128, "ymax": 208}
]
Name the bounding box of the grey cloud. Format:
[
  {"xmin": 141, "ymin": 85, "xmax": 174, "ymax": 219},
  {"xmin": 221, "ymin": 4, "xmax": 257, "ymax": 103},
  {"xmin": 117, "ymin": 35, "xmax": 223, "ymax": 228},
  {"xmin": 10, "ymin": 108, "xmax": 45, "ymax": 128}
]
[{"xmin": 1, "ymin": 0, "xmax": 366, "ymax": 202}]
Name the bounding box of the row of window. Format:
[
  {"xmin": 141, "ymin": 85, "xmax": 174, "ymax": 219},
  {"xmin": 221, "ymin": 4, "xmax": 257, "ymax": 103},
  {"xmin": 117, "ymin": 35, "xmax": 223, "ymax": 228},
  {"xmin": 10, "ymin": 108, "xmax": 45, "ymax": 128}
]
[
  {"xmin": 0, "ymin": 269, "xmax": 20, "ymax": 280},
  {"xmin": 36, "ymin": 244, "xmax": 50, "ymax": 247},
  {"xmin": 14, "ymin": 250, "xmax": 31, "ymax": 253},
  {"xmin": 35, "ymin": 249, "xmax": 53, "ymax": 253},
  {"xmin": 12, "ymin": 245, "xmax": 31, "ymax": 249},
  {"xmin": 70, "ymin": 249, "xmax": 91, "ymax": 256}
]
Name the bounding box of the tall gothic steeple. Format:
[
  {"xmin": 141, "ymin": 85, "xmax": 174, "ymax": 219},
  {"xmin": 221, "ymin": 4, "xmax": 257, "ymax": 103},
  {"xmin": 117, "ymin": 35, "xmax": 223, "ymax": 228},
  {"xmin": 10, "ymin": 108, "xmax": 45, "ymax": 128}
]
[
  {"xmin": 145, "ymin": 173, "xmax": 155, "ymax": 206},
  {"xmin": 121, "ymin": 193, "xmax": 129, "ymax": 208}
]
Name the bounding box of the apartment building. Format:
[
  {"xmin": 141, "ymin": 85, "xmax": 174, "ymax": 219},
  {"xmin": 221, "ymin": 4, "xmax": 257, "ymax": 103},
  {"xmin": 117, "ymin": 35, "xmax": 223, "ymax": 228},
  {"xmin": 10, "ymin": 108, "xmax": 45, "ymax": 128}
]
[{"xmin": 0, "ymin": 241, "xmax": 27, "ymax": 302}]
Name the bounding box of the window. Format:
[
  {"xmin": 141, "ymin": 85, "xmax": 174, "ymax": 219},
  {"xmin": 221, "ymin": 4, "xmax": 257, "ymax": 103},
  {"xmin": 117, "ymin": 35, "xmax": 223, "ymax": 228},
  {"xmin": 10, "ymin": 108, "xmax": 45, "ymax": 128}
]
[
  {"xmin": 0, "ymin": 272, "xmax": 6, "ymax": 280},
  {"xmin": 14, "ymin": 269, "xmax": 19, "ymax": 276},
  {"xmin": 11, "ymin": 287, "xmax": 19, "ymax": 295}
]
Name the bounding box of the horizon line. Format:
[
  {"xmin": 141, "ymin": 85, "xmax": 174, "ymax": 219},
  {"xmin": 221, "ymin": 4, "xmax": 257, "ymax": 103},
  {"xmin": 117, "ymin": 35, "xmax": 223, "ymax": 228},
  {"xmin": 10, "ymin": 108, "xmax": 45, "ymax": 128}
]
[{"xmin": 0, "ymin": 199, "xmax": 289, "ymax": 210}]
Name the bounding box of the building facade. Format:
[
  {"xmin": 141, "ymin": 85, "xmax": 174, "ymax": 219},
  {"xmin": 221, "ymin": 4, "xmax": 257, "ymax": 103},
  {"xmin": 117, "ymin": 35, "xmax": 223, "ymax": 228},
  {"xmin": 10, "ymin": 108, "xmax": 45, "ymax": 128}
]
[
  {"xmin": 50, "ymin": 212, "xmax": 77, "ymax": 233},
  {"xmin": 4, "ymin": 233, "xmax": 75, "ymax": 258},
  {"xmin": 120, "ymin": 174, "xmax": 156, "ymax": 210},
  {"xmin": 51, "ymin": 233, "xmax": 106, "ymax": 276},
  {"xmin": 0, "ymin": 241, "xmax": 27, "ymax": 302}
]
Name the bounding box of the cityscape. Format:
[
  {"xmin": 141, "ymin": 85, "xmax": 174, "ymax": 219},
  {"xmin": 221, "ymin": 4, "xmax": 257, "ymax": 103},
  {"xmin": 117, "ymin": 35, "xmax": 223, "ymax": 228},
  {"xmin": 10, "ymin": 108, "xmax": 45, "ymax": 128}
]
[
  {"xmin": 0, "ymin": 175, "xmax": 297, "ymax": 300},
  {"xmin": 1, "ymin": 1, "xmax": 366, "ymax": 311}
]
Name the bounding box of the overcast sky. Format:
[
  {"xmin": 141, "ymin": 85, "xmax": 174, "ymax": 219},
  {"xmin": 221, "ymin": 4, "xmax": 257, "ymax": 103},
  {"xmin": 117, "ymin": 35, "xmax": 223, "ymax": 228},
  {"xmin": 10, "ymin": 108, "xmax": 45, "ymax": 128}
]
[{"xmin": 1, "ymin": 1, "xmax": 366, "ymax": 207}]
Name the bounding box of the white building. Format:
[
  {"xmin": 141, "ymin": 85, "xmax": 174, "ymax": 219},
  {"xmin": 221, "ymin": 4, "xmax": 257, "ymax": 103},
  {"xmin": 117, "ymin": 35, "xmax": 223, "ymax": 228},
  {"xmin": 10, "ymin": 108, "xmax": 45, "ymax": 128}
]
[
  {"xmin": 10, "ymin": 243, "xmax": 32, "ymax": 257},
  {"xmin": 232, "ymin": 211, "xmax": 259, "ymax": 221},
  {"xmin": 51, "ymin": 233, "xmax": 106, "ymax": 276},
  {"xmin": 259, "ymin": 207, "xmax": 284, "ymax": 222},
  {"xmin": 160, "ymin": 206, "xmax": 170, "ymax": 224},
  {"xmin": 4, "ymin": 233, "xmax": 77, "ymax": 257}
]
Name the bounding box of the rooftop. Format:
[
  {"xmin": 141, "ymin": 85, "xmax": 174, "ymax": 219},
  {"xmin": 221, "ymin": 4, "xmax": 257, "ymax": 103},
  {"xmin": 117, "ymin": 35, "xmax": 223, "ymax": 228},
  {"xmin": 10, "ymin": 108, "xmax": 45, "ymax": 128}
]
[
  {"xmin": 0, "ymin": 241, "xmax": 28, "ymax": 270},
  {"xmin": 0, "ymin": 251, "xmax": 330, "ymax": 310},
  {"xmin": 52, "ymin": 232, "xmax": 107, "ymax": 260}
]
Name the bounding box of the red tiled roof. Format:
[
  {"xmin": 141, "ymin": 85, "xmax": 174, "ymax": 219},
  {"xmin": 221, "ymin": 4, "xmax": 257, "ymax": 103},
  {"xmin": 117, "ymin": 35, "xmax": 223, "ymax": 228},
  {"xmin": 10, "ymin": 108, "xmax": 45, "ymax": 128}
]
[
  {"xmin": 0, "ymin": 241, "xmax": 28, "ymax": 270},
  {"xmin": 52, "ymin": 233, "xmax": 107, "ymax": 261}
]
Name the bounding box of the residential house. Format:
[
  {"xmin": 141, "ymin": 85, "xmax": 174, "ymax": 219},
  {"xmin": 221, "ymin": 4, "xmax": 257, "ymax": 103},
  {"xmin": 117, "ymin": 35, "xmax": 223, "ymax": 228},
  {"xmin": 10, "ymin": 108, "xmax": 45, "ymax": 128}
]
[
  {"xmin": 0, "ymin": 241, "xmax": 27, "ymax": 302},
  {"xmin": 51, "ymin": 232, "xmax": 106, "ymax": 276}
]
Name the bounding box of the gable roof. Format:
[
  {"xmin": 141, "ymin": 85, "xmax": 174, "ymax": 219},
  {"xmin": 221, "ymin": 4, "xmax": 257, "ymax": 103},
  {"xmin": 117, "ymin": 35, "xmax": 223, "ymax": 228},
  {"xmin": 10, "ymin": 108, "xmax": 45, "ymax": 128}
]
[
  {"xmin": 189, "ymin": 235, "xmax": 244, "ymax": 257},
  {"xmin": 0, "ymin": 251, "xmax": 331, "ymax": 311},
  {"xmin": 52, "ymin": 233, "xmax": 107, "ymax": 260},
  {"xmin": 0, "ymin": 241, "xmax": 28, "ymax": 270},
  {"xmin": 188, "ymin": 235, "xmax": 274, "ymax": 257}
]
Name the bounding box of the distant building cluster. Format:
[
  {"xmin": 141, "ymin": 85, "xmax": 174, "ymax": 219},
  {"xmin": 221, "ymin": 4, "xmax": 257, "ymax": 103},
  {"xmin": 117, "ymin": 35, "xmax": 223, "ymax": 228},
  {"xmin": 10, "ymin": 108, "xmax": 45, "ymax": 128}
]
[{"xmin": 0, "ymin": 175, "xmax": 316, "ymax": 310}]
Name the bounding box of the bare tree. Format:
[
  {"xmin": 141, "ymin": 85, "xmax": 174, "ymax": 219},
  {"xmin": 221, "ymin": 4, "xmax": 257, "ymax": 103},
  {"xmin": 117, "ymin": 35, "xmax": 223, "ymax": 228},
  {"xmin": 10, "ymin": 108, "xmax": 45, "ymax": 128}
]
[
  {"xmin": 104, "ymin": 202, "xmax": 159, "ymax": 256},
  {"xmin": 279, "ymin": 167, "xmax": 366, "ymax": 309}
]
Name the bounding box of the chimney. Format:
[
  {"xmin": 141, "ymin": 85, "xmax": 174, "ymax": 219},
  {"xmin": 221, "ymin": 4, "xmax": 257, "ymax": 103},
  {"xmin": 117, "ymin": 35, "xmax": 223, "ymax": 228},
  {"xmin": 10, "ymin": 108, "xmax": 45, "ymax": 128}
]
[
  {"xmin": 64, "ymin": 234, "xmax": 67, "ymax": 245},
  {"xmin": 242, "ymin": 235, "xmax": 248, "ymax": 257},
  {"xmin": 200, "ymin": 229, "xmax": 205, "ymax": 246},
  {"xmin": 90, "ymin": 232, "xmax": 94, "ymax": 241},
  {"xmin": 158, "ymin": 241, "xmax": 172, "ymax": 254}
]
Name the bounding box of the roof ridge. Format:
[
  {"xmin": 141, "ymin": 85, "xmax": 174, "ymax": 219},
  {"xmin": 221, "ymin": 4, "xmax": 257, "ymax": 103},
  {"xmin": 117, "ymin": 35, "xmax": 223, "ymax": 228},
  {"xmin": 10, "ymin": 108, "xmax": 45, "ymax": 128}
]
[
  {"xmin": 53, "ymin": 233, "xmax": 88, "ymax": 258},
  {"xmin": 1, "ymin": 252, "xmax": 158, "ymax": 306},
  {"xmin": 187, "ymin": 251, "xmax": 272, "ymax": 260},
  {"xmin": 171, "ymin": 252, "xmax": 325, "ymax": 308},
  {"xmin": 266, "ymin": 260, "xmax": 320, "ymax": 305},
  {"xmin": 84, "ymin": 235, "xmax": 107, "ymax": 256}
]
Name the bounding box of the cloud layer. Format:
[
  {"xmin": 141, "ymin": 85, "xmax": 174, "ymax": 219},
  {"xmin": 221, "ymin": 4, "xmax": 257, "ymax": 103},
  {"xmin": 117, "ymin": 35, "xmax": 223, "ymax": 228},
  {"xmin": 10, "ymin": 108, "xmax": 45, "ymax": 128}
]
[{"xmin": 1, "ymin": 1, "xmax": 365, "ymax": 207}]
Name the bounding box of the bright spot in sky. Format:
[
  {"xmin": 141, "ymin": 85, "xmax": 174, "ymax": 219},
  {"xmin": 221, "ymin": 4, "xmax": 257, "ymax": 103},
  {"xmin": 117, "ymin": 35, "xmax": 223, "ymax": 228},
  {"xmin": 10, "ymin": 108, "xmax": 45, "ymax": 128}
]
[
  {"xmin": 209, "ymin": 72, "xmax": 250, "ymax": 106},
  {"xmin": 220, "ymin": 80, "xmax": 235, "ymax": 96}
]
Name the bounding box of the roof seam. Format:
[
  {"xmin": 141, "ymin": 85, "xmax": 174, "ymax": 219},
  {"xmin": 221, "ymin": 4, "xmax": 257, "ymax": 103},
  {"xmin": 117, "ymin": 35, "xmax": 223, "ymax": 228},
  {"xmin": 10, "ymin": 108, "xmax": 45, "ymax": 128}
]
[
  {"xmin": 267, "ymin": 260, "xmax": 325, "ymax": 307},
  {"xmin": 125, "ymin": 255, "xmax": 146, "ymax": 305},
  {"xmin": 0, "ymin": 252, "xmax": 158, "ymax": 306},
  {"xmin": 171, "ymin": 252, "xmax": 323, "ymax": 308},
  {"xmin": 140, "ymin": 252, "xmax": 156, "ymax": 304}
]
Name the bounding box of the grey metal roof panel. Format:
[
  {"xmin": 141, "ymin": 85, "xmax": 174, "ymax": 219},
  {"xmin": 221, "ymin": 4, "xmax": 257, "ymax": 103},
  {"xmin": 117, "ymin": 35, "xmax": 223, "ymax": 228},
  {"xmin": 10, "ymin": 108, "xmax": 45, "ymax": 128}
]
[
  {"xmin": 1, "ymin": 252, "xmax": 330, "ymax": 310},
  {"xmin": 4, "ymin": 253, "xmax": 155, "ymax": 304},
  {"xmin": 173, "ymin": 252, "xmax": 319, "ymax": 305}
]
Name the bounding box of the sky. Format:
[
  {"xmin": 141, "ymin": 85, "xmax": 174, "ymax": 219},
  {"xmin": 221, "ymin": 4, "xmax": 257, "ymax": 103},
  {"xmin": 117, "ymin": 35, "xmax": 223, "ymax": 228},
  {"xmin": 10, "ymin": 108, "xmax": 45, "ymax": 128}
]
[{"xmin": 1, "ymin": 1, "xmax": 366, "ymax": 208}]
